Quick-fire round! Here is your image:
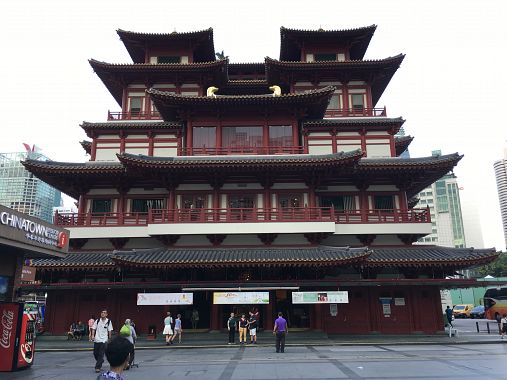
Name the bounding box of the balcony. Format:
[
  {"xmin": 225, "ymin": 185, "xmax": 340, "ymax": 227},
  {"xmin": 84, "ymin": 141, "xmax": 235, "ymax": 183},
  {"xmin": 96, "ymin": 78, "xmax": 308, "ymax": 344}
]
[
  {"xmin": 55, "ymin": 207, "xmax": 429, "ymax": 227},
  {"xmin": 179, "ymin": 146, "xmax": 305, "ymax": 156},
  {"xmin": 325, "ymin": 107, "xmax": 386, "ymax": 118},
  {"xmin": 107, "ymin": 110, "xmax": 161, "ymax": 121}
]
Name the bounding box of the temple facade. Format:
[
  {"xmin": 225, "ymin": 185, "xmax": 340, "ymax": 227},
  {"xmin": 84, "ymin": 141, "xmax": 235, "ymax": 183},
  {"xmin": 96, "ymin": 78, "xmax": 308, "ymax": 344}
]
[{"xmin": 22, "ymin": 26, "xmax": 498, "ymax": 335}]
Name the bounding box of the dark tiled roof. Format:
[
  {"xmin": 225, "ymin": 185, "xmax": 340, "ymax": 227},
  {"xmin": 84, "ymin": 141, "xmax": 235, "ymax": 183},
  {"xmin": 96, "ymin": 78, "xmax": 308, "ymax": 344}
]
[
  {"xmin": 22, "ymin": 159, "xmax": 123, "ymax": 173},
  {"xmin": 80, "ymin": 121, "xmax": 182, "ymax": 137},
  {"xmin": 80, "ymin": 140, "xmax": 91, "ymax": 155},
  {"xmin": 265, "ymin": 56, "xmax": 404, "ymax": 106},
  {"xmin": 118, "ymin": 150, "xmax": 363, "ymax": 171},
  {"xmin": 89, "ymin": 59, "xmax": 227, "ymax": 105},
  {"xmin": 148, "ymin": 86, "xmax": 334, "ymax": 120},
  {"xmin": 394, "ymin": 136, "xmax": 414, "ymax": 156},
  {"xmin": 30, "ymin": 246, "xmax": 499, "ymax": 271},
  {"xmin": 33, "ymin": 252, "xmax": 115, "ymax": 270},
  {"xmin": 112, "ymin": 246, "xmax": 369, "ymax": 268},
  {"xmin": 117, "ymin": 28, "xmax": 215, "ymax": 63},
  {"xmin": 368, "ymin": 246, "xmax": 499, "ymax": 268},
  {"xmin": 304, "ymin": 117, "xmax": 405, "ymax": 128},
  {"xmin": 358, "ymin": 153, "xmax": 462, "ymax": 169},
  {"xmin": 280, "ymin": 25, "xmax": 377, "ymax": 61}
]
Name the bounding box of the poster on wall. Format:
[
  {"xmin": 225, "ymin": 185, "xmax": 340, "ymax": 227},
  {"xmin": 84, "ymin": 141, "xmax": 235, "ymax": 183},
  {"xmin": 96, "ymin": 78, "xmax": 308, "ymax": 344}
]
[
  {"xmin": 213, "ymin": 292, "xmax": 269, "ymax": 304},
  {"xmin": 137, "ymin": 293, "xmax": 193, "ymax": 305},
  {"xmin": 330, "ymin": 303, "xmax": 338, "ymax": 316},
  {"xmin": 292, "ymin": 291, "xmax": 349, "ymax": 304}
]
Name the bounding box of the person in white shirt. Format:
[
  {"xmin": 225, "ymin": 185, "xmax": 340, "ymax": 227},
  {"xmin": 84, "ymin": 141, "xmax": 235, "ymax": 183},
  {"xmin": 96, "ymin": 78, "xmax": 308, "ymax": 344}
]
[
  {"xmin": 91, "ymin": 309, "xmax": 113, "ymax": 373},
  {"xmin": 163, "ymin": 311, "xmax": 174, "ymax": 345}
]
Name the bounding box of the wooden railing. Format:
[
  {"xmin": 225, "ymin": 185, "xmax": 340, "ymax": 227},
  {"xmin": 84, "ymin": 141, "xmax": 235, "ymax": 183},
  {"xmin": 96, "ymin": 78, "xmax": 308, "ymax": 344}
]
[
  {"xmin": 325, "ymin": 107, "xmax": 387, "ymax": 118},
  {"xmin": 335, "ymin": 208, "xmax": 430, "ymax": 224},
  {"xmin": 54, "ymin": 208, "xmax": 430, "ymax": 227},
  {"xmin": 179, "ymin": 146, "xmax": 305, "ymax": 156},
  {"xmin": 107, "ymin": 111, "xmax": 161, "ymax": 121}
]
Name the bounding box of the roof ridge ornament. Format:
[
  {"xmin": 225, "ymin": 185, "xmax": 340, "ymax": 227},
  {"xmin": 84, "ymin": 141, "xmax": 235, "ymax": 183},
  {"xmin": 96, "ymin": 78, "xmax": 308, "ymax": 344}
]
[
  {"xmin": 268, "ymin": 85, "xmax": 281, "ymax": 97},
  {"xmin": 207, "ymin": 86, "xmax": 219, "ymax": 97}
]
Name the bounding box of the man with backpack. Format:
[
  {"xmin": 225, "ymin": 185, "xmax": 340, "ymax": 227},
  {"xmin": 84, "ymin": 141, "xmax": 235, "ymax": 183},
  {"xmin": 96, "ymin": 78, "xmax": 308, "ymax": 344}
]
[
  {"xmin": 91, "ymin": 309, "xmax": 113, "ymax": 373},
  {"xmin": 120, "ymin": 319, "xmax": 136, "ymax": 369}
]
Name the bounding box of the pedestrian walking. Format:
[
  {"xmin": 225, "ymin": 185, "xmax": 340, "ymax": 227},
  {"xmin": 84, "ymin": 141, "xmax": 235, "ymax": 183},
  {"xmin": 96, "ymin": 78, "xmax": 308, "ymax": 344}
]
[
  {"xmin": 273, "ymin": 312, "xmax": 288, "ymax": 353},
  {"xmin": 227, "ymin": 312, "xmax": 237, "ymax": 344},
  {"xmin": 171, "ymin": 314, "xmax": 182, "ymax": 344},
  {"xmin": 248, "ymin": 311, "xmax": 258, "ymax": 344},
  {"xmin": 88, "ymin": 315, "xmax": 96, "ymax": 341},
  {"xmin": 191, "ymin": 309, "xmax": 199, "ymax": 329},
  {"xmin": 96, "ymin": 336, "xmax": 133, "ymax": 380},
  {"xmin": 91, "ymin": 310, "xmax": 113, "ymax": 373},
  {"xmin": 501, "ymin": 314, "xmax": 507, "ymax": 339},
  {"xmin": 445, "ymin": 306, "xmax": 453, "ymax": 327},
  {"xmin": 238, "ymin": 314, "xmax": 248, "ymax": 344},
  {"xmin": 163, "ymin": 312, "xmax": 174, "ymax": 345},
  {"xmin": 119, "ymin": 319, "xmax": 137, "ymax": 369}
]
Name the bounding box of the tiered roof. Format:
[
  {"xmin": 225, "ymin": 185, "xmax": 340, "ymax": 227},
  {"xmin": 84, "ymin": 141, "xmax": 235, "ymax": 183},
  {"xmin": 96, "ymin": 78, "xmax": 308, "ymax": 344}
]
[
  {"xmin": 81, "ymin": 121, "xmax": 182, "ymax": 137},
  {"xmin": 31, "ymin": 245, "xmax": 498, "ymax": 271},
  {"xmin": 279, "ymin": 25, "xmax": 377, "ymax": 61},
  {"xmin": 117, "ymin": 28, "xmax": 215, "ymax": 63},
  {"xmin": 22, "ymin": 153, "xmax": 462, "ymax": 199}
]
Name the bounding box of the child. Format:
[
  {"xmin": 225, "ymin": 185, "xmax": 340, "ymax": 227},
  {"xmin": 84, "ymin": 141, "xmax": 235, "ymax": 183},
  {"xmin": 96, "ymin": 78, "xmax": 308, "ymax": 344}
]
[{"xmin": 97, "ymin": 336, "xmax": 133, "ymax": 380}]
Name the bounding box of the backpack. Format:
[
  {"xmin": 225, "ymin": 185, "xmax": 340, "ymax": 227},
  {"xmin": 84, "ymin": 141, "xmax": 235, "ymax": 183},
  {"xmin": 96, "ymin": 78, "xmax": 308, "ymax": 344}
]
[{"xmin": 120, "ymin": 324, "xmax": 131, "ymax": 337}]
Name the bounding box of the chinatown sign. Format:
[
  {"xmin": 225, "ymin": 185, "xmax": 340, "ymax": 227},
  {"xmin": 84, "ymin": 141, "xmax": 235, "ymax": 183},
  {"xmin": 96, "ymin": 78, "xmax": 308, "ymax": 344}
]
[{"xmin": 0, "ymin": 205, "xmax": 69, "ymax": 253}]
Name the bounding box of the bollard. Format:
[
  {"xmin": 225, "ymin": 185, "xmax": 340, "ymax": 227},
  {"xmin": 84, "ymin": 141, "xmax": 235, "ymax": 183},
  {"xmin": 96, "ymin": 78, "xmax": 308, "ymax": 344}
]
[
  {"xmin": 487, "ymin": 322, "xmax": 490, "ymax": 334},
  {"xmin": 476, "ymin": 321, "xmax": 479, "ymax": 333}
]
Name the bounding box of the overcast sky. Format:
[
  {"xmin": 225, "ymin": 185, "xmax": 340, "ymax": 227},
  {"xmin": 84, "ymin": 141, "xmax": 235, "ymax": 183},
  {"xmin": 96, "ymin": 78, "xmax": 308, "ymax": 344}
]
[{"xmin": 2, "ymin": 0, "xmax": 506, "ymax": 250}]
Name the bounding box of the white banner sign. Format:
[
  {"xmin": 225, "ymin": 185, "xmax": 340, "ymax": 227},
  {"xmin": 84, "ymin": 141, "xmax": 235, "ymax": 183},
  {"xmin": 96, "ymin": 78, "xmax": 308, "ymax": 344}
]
[
  {"xmin": 137, "ymin": 293, "xmax": 193, "ymax": 306},
  {"xmin": 292, "ymin": 291, "xmax": 349, "ymax": 304},
  {"xmin": 213, "ymin": 292, "xmax": 269, "ymax": 304}
]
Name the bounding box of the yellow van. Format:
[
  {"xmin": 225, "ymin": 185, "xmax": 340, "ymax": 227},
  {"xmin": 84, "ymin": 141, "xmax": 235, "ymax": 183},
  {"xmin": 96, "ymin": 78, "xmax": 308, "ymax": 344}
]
[{"xmin": 453, "ymin": 304, "xmax": 474, "ymax": 318}]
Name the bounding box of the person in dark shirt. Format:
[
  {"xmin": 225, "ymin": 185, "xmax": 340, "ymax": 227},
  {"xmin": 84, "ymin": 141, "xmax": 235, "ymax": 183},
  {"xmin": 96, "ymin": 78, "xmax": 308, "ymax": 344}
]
[
  {"xmin": 445, "ymin": 306, "xmax": 453, "ymax": 327},
  {"xmin": 248, "ymin": 312, "xmax": 258, "ymax": 344},
  {"xmin": 227, "ymin": 312, "xmax": 237, "ymax": 344}
]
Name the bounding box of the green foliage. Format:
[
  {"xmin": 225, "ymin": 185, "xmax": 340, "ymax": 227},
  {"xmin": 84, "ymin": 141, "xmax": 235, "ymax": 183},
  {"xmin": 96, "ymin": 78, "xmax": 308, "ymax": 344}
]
[{"xmin": 476, "ymin": 252, "xmax": 507, "ymax": 277}]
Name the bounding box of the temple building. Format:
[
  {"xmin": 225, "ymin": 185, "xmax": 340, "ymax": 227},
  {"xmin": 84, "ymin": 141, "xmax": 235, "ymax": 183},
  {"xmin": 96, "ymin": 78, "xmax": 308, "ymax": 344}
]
[{"xmin": 22, "ymin": 25, "xmax": 498, "ymax": 335}]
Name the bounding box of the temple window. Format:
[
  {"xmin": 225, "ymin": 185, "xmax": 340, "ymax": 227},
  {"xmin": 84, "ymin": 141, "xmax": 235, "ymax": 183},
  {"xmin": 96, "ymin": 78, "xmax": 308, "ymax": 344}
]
[
  {"xmin": 228, "ymin": 195, "xmax": 256, "ymax": 209},
  {"xmin": 193, "ymin": 127, "xmax": 216, "ymax": 149},
  {"xmin": 128, "ymin": 95, "xmax": 144, "ymax": 114},
  {"xmin": 319, "ymin": 195, "xmax": 356, "ymax": 211},
  {"xmin": 328, "ymin": 93, "xmax": 341, "ymax": 109},
  {"xmin": 182, "ymin": 194, "xmax": 208, "ymax": 209},
  {"xmin": 222, "ymin": 126, "xmax": 262, "ymax": 148},
  {"xmin": 91, "ymin": 199, "xmax": 112, "ymax": 213},
  {"xmin": 131, "ymin": 198, "xmax": 166, "ymax": 213},
  {"xmin": 373, "ymin": 195, "xmax": 394, "ymax": 211},
  {"xmin": 314, "ymin": 53, "xmax": 338, "ymax": 62},
  {"xmin": 157, "ymin": 56, "xmax": 181, "ymax": 64},
  {"xmin": 278, "ymin": 194, "xmax": 303, "ymax": 209},
  {"xmin": 350, "ymin": 94, "xmax": 365, "ymax": 112},
  {"xmin": 268, "ymin": 125, "xmax": 293, "ymax": 147}
]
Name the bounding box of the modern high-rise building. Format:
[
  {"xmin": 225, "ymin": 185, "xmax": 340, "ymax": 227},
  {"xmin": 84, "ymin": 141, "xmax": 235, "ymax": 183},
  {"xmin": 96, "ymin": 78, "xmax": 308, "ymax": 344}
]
[
  {"xmin": 494, "ymin": 149, "xmax": 507, "ymax": 248},
  {"xmin": 417, "ymin": 150, "xmax": 466, "ymax": 248},
  {"xmin": 0, "ymin": 150, "xmax": 62, "ymax": 223}
]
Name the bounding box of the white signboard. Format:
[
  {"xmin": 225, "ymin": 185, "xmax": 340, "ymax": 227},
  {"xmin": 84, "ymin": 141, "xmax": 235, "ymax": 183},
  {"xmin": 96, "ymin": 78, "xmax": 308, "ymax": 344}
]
[
  {"xmin": 292, "ymin": 291, "xmax": 349, "ymax": 304},
  {"xmin": 137, "ymin": 293, "xmax": 193, "ymax": 305},
  {"xmin": 213, "ymin": 292, "xmax": 269, "ymax": 304},
  {"xmin": 394, "ymin": 298, "xmax": 405, "ymax": 306}
]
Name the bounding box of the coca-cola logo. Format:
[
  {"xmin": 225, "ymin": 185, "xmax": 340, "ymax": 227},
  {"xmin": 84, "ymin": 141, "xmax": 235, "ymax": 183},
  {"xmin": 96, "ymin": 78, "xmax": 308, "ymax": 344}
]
[
  {"xmin": 1, "ymin": 310, "xmax": 14, "ymax": 349},
  {"xmin": 20, "ymin": 342, "xmax": 33, "ymax": 363}
]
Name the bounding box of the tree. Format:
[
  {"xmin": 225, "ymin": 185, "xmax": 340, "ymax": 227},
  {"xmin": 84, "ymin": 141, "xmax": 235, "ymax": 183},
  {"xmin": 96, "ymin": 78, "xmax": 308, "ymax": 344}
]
[{"xmin": 475, "ymin": 252, "xmax": 507, "ymax": 277}]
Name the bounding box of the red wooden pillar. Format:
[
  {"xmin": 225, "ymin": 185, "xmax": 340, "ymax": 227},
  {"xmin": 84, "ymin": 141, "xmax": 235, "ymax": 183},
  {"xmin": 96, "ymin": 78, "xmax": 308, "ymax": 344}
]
[
  {"xmin": 263, "ymin": 120, "xmax": 269, "ymax": 150},
  {"xmin": 308, "ymin": 185, "xmax": 316, "ymax": 208},
  {"xmin": 91, "ymin": 139, "xmax": 97, "ymax": 161},
  {"xmin": 331, "ymin": 129, "xmax": 337, "ymax": 154},
  {"xmin": 211, "ymin": 303, "xmax": 220, "ymax": 331},
  {"xmin": 148, "ymin": 132, "xmax": 154, "ymax": 156},
  {"xmin": 118, "ymin": 192, "xmax": 125, "ymax": 224},
  {"xmin": 314, "ymin": 304, "xmax": 324, "ymax": 330},
  {"xmin": 389, "ymin": 131, "xmax": 396, "ymax": 157},
  {"xmin": 265, "ymin": 291, "xmax": 274, "ymax": 329},
  {"xmin": 292, "ymin": 121, "xmax": 298, "ymax": 147},
  {"xmin": 303, "ymin": 129, "xmax": 309, "ymax": 154},
  {"xmin": 78, "ymin": 195, "xmax": 86, "ymax": 214},
  {"xmin": 120, "ymin": 133, "xmax": 126, "ymax": 154},
  {"xmin": 187, "ymin": 122, "xmax": 193, "ymax": 149}
]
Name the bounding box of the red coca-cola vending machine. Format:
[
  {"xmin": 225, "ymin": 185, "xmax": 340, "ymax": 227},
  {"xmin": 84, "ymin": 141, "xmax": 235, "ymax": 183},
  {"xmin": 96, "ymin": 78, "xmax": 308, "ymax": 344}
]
[{"xmin": 0, "ymin": 302, "xmax": 37, "ymax": 372}]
